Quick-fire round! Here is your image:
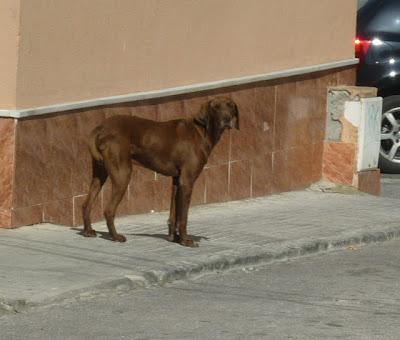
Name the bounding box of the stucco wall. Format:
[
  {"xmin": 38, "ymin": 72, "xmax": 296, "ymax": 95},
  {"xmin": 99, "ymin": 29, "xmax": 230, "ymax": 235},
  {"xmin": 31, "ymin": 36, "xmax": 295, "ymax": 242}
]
[
  {"xmin": 9, "ymin": 0, "xmax": 357, "ymax": 108},
  {"xmin": 0, "ymin": 0, "xmax": 19, "ymax": 109}
]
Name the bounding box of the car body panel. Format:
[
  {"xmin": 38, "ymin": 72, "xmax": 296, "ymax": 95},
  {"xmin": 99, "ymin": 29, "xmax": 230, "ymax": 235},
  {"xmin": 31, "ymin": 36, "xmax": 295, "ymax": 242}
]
[{"xmin": 356, "ymin": 0, "xmax": 400, "ymax": 97}]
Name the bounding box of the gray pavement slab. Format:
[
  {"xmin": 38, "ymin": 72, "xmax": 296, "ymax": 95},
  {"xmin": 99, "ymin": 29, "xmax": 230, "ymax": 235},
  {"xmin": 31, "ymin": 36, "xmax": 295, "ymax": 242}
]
[{"xmin": 1, "ymin": 189, "xmax": 400, "ymax": 310}]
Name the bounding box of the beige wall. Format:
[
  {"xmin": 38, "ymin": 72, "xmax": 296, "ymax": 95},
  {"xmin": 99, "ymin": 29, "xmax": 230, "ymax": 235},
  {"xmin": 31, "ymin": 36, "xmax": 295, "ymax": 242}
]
[
  {"xmin": 0, "ymin": 0, "xmax": 20, "ymax": 109},
  {"xmin": 10, "ymin": 0, "xmax": 357, "ymax": 108}
]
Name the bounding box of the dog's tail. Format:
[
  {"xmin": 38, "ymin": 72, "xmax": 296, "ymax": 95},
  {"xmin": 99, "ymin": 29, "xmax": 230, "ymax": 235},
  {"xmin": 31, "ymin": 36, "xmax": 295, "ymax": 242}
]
[{"xmin": 88, "ymin": 126, "xmax": 103, "ymax": 162}]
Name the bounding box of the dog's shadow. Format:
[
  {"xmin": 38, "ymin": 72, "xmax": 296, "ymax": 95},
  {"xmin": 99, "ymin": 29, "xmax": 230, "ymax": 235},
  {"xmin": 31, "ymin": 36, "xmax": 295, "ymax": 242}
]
[
  {"xmin": 71, "ymin": 228, "xmax": 209, "ymax": 243},
  {"xmin": 71, "ymin": 227, "xmax": 115, "ymax": 241},
  {"xmin": 130, "ymin": 233, "xmax": 209, "ymax": 243}
]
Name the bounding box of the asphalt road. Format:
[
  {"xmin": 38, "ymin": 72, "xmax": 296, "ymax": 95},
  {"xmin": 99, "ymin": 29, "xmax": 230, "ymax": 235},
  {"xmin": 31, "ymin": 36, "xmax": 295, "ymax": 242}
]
[{"xmin": 1, "ymin": 238, "xmax": 400, "ymax": 339}]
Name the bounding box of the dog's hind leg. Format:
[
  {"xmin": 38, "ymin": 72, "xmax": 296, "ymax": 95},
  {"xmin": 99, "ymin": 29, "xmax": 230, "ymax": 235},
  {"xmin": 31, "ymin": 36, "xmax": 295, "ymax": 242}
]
[
  {"xmin": 82, "ymin": 159, "xmax": 108, "ymax": 237},
  {"xmin": 167, "ymin": 176, "xmax": 179, "ymax": 242},
  {"xmin": 103, "ymin": 140, "xmax": 132, "ymax": 242}
]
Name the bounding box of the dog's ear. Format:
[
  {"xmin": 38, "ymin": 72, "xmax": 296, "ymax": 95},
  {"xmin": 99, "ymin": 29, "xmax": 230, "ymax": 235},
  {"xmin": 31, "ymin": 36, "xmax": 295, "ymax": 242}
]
[
  {"xmin": 233, "ymin": 102, "xmax": 240, "ymax": 130},
  {"xmin": 194, "ymin": 102, "xmax": 211, "ymax": 135}
]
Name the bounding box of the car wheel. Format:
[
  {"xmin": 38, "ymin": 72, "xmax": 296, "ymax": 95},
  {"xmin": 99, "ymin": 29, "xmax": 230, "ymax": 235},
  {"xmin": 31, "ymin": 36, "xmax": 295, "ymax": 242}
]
[{"xmin": 379, "ymin": 95, "xmax": 400, "ymax": 173}]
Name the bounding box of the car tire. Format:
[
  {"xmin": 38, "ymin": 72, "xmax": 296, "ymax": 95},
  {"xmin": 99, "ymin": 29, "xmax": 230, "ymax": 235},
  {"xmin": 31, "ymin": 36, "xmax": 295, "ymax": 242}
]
[{"xmin": 379, "ymin": 95, "xmax": 400, "ymax": 173}]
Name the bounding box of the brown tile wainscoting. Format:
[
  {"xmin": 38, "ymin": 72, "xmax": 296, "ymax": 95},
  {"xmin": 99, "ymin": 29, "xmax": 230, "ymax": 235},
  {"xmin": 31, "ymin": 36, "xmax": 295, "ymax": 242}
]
[{"xmin": 0, "ymin": 66, "xmax": 356, "ymax": 228}]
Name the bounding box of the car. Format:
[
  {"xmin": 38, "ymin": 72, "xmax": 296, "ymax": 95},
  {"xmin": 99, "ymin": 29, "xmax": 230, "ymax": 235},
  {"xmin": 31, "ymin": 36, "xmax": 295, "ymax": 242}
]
[{"xmin": 356, "ymin": 0, "xmax": 400, "ymax": 173}]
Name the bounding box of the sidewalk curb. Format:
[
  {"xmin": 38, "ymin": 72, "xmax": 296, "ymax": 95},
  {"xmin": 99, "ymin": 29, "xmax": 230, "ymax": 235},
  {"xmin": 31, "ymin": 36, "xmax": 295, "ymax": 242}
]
[
  {"xmin": 2, "ymin": 224, "xmax": 400, "ymax": 314},
  {"xmin": 139, "ymin": 225, "xmax": 400, "ymax": 285}
]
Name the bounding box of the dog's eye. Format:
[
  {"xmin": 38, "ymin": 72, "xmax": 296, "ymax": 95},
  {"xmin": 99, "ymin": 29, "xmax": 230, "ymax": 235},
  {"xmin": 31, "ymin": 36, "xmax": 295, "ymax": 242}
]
[{"xmin": 213, "ymin": 102, "xmax": 221, "ymax": 110}]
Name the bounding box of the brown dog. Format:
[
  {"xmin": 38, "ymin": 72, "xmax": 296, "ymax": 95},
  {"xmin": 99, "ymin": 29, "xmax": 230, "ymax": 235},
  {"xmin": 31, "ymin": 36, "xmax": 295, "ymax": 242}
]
[{"xmin": 82, "ymin": 96, "xmax": 239, "ymax": 247}]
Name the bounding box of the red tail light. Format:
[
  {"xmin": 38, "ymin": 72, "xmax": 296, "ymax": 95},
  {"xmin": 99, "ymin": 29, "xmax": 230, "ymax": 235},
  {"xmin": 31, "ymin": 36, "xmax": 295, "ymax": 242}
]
[{"xmin": 355, "ymin": 38, "xmax": 371, "ymax": 63}]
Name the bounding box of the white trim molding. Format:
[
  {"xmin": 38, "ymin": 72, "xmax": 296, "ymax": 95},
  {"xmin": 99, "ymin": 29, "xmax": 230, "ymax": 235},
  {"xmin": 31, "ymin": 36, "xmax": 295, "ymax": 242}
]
[{"xmin": 0, "ymin": 58, "xmax": 358, "ymax": 119}]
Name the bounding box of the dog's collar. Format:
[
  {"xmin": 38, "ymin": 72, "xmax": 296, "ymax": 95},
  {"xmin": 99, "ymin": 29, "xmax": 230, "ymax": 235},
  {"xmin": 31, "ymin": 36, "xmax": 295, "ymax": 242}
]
[
  {"xmin": 192, "ymin": 118, "xmax": 214, "ymax": 153},
  {"xmin": 193, "ymin": 118, "xmax": 207, "ymax": 136}
]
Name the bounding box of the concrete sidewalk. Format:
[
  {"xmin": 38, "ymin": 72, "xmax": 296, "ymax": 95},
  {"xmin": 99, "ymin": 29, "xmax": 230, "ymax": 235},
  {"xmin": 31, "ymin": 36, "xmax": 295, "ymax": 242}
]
[{"xmin": 1, "ymin": 189, "xmax": 400, "ymax": 312}]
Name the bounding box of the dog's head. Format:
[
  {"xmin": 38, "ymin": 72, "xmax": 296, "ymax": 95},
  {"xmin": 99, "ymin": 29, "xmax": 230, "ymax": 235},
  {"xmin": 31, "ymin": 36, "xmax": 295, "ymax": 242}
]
[{"xmin": 194, "ymin": 97, "xmax": 240, "ymax": 138}]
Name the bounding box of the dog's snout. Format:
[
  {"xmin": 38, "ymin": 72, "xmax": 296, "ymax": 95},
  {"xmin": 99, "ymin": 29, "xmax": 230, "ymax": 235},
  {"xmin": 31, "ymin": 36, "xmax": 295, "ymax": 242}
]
[{"xmin": 224, "ymin": 116, "xmax": 238, "ymax": 130}]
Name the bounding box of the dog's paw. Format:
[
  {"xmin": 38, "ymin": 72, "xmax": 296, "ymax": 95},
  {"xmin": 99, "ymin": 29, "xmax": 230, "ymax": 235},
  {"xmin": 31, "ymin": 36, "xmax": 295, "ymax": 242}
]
[
  {"xmin": 166, "ymin": 233, "xmax": 181, "ymax": 243},
  {"xmin": 180, "ymin": 238, "xmax": 199, "ymax": 248},
  {"xmin": 83, "ymin": 229, "xmax": 97, "ymax": 237},
  {"xmin": 111, "ymin": 234, "xmax": 127, "ymax": 242}
]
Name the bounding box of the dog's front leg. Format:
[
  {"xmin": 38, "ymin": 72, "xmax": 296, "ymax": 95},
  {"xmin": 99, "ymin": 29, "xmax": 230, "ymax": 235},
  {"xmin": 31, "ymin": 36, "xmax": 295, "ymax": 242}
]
[
  {"xmin": 176, "ymin": 174, "xmax": 198, "ymax": 247},
  {"xmin": 167, "ymin": 176, "xmax": 179, "ymax": 242}
]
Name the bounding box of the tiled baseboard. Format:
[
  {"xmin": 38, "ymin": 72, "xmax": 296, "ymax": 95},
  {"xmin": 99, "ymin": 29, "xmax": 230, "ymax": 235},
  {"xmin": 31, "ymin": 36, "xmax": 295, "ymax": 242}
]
[{"xmin": 0, "ymin": 65, "xmax": 356, "ymax": 228}]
